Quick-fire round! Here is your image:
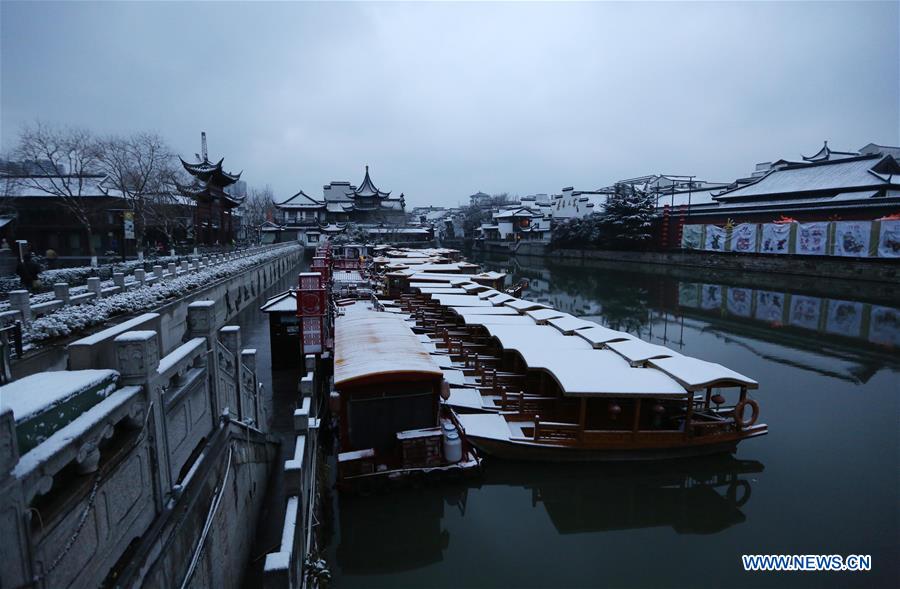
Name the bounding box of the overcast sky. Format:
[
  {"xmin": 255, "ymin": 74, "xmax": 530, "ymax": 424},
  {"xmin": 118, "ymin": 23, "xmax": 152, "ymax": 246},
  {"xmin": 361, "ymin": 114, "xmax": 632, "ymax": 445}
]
[{"xmin": 2, "ymin": 1, "xmax": 898, "ymax": 206}]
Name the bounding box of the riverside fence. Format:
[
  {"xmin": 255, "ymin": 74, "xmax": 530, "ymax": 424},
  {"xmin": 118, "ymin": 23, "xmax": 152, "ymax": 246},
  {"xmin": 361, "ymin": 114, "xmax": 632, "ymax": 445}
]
[{"xmin": 681, "ymin": 219, "xmax": 900, "ymax": 258}]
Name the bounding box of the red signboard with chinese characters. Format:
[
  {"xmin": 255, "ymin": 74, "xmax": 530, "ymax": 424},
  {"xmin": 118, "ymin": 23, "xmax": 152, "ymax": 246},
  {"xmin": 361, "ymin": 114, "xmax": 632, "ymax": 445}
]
[{"xmin": 297, "ymin": 271, "xmax": 326, "ymax": 354}]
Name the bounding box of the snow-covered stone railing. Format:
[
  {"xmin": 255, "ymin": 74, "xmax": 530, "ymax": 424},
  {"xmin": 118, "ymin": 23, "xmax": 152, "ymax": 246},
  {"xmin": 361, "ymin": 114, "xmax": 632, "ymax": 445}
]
[
  {"xmin": 8, "ymin": 243, "xmax": 300, "ymax": 350},
  {"xmin": 264, "ymin": 354, "xmax": 320, "ymax": 589},
  {"xmin": 0, "ymin": 244, "xmax": 292, "ymax": 326},
  {"xmin": 0, "ymin": 298, "xmax": 266, "ymax": 589}
]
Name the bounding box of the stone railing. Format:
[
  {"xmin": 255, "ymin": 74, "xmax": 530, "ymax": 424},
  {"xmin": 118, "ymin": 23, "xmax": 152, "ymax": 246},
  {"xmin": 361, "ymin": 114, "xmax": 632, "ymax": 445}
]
[
  {"xmin": 0, "ymin": 244, "xmax": 293, "ymax": 325},
  {"xmin": 263, "ymin": 354, "xmax": 320, "ymax": 589},
  {"xmin": 0, "ymin": 299, "xmax": 264, "ymax": 589}
]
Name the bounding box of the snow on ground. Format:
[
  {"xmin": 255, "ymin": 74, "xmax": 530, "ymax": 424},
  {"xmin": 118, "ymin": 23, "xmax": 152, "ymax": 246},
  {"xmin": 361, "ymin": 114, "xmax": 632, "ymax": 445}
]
[{"xmin": 22, "ymin": 246, "xmax": 299, "ymax": 348}]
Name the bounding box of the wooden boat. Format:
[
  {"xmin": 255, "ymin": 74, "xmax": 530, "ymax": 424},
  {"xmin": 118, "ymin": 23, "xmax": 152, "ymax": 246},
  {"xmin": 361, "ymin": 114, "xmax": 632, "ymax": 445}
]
[
  {"xmin": 331, "ymin": 302, "xmax": 480, "ymax": 487},
  {"xmin": 397, "ymin": 281, "xmax": 767, "ymax": 462}
]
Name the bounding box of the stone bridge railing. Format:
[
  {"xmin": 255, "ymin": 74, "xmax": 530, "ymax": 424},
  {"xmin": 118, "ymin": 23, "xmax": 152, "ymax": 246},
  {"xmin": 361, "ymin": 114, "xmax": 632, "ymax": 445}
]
[
  {"xmin": 0, "ymin": 244, "xmax": 294, "ymax": 325},
  {"xmin": 0, "ymin": 299, "xmax": 266, "ymax": 589},
  {"xmin": 263, "ymin": 355, "xmax": 321, "ymax": 589}
]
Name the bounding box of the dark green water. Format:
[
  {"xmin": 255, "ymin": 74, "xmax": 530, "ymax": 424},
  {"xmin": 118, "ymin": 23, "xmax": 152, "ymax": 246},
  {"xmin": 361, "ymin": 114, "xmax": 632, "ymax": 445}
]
[{"xmin": 324, "ymin": 255, "xmax": 899, "ymax": 588}]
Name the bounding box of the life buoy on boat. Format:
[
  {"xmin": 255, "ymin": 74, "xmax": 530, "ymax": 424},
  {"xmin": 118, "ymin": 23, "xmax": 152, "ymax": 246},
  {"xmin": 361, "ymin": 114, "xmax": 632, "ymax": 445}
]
[{"xmin": 733, "ymin": 399, "xmax": 760, "ymax": 428}]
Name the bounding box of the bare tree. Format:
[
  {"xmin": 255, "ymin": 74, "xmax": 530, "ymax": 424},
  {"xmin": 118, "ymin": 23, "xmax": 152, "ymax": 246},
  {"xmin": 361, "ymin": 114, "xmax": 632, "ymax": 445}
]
[
  {"xmin": 144, "ymin": 166, "xmax": 194, "ymax": 253},
  {"xmin": 240, "ymin": 185, "xmax": 275, "ymax": 242},
  {"xmin": 96, "ymin": 132, "xmax": 174, "ymax": 258},
  {"xmin": 14, "ymin": 122, "xmax": 103, "ymax": 263}
]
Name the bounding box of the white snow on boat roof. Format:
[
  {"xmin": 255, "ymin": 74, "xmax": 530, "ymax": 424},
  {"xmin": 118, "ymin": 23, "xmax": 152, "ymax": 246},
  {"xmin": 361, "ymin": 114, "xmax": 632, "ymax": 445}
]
[
  {"xmin": 481, "ymin": 325, "xmax": 588, "ymax": 362},
  {"xmin": 431, "ymin": 294, "xmax": 492, "ymax": 307},
  {"xmin": 441, "ymin": 368, "xmax": 468, "ymax": 387},
  {"xmin": 418, "ymin": 287, "xmax": 467, "ymax": 295},
  {"xmin": 430, "ymin": 354, "xmax": 454, "ymax": 368},
  {"xmin": 449, "ymin": 306, "xmax": 520, "ymax": 316},
  {"xmin": 445, "ymin": 388, "xmax": 487, "ymax": 411},
  {"xmin": 458, "ymin": 314, "xmax": 535, "ymax": 327},
  {"xmin": 472, "ymin": 271, "xmax": 506, "ymax": 280},
  {"xmin": 548, "ymin": 316, "xmax": 598, "ymax": 334},
  {"xmin": 460, "ymin": 282, "xmax": 488, "ymax": 293},
  {"xmin": 334, "ymin": 308, "xmax": 441, "ymax": 387},
  {"xmin": 457, "ymin": 412, "xmax": 512, "ymax": 441},
  {"xmin": 605, "ymin": 339, "xmax": 681, "ymax": 366},
  {"xmin": 540, "ymin": 350, "xmax": 687, "ymax": 397},
  {"xmin": 511, "ymin": 336, "xmax": 593, "ymax": 369},
  {"xmin": 575, "ymin": 325, "xmax": 637, "ymax": 348},
  {"xmin": 476, "ymin": 289, "xmax": 502, "ymax": 299},
  {"xmin": 415, "ymin": 263, "xmax": 468, "ymax": 272},
  {"xmin": 504, "ymin": 298, "xmax": 550, "ymax": 312},
  {"xmin": 1, "ymin": 369, "xmax": 118, "ymax": 421},
  {"xmin": 525, "ymin": 308, "xmax": 569, "ymax": 323},
  {"xmin": 648, "ymin": 356, "xmax": 758, "ymax": 390},
  {"xmin": 408, "ymin": 272, "xmax": 476, "ymax": 282},
  {"xmin": 489, "ymin": 294, "xmax": 517, "ymax": 305}
]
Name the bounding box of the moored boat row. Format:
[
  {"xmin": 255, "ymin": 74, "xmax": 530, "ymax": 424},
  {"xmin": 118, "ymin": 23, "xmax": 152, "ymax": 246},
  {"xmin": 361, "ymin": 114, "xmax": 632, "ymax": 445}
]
[
  {"xmin": 289, "ymin": 243, "xmax": 767, "ymax": 489},
  {"xmin": 368, "ymin": 248, "xmax": 767, "ymax": 462}
]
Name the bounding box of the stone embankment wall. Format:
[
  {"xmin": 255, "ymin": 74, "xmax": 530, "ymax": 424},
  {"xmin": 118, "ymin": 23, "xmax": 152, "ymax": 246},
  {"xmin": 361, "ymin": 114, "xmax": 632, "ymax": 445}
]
[
  {"xmin": 0, "ymin": 300, "xmax": 277, "ymax": 589},
  {"xmin": 503, "ymin": 241, "xmax": 900, "ymax": 284}
]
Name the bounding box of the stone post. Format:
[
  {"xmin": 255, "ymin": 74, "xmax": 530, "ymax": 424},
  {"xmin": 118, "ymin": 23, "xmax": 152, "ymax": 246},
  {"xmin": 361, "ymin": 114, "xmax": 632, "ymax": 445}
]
[
  {"xmin": 112, "ymin": 272, "xmax": 126, "ymax": 289},
  {"xmin": 180, "ymin": 260, "xmax": 189, "ymax": 273},
  {"xmin": 53, "ymin": 282, "xmax": 70, "ymax": 305},
  {"xmin": 134, "ymin": 268, "xmax": 146, "ymax": 285},
  {"xmin": 153, "ymin": 265, "xmax": 163, "ymax": 279},
  {"xmin": 8, "ymin": 290, "xmax": 30, "ymax": 323},
  {"xmin": 167, "ymin": 262, "xmax": 177, "ymax": 276},
  {"xmin": 187, "ymin": 300, "xmax": 218, "ymax": 343},
  {"xmin": 191, "ymin": 259, "xmax": 200, "ymax": 271},
  {"xmin": 187, "ymin": 300, "xmax": 221, "ymax": 419},
  {"xmin": 241, "ymin": 349, "xmax": 260, "ymax": 427},
  {"xmin": 87, "ymin": 276, "xmax": 102, "ymax": 298},
  {"xmin": 0, "ymin": 408, "xmax": 31, "ymax": 588},
  {"xmin": 114, "ymin": 330, "xmax": 171, "ymax": 501},
  {"xmin": 219, "ymin": 326, "xmax": 241, "ymax": 419}
]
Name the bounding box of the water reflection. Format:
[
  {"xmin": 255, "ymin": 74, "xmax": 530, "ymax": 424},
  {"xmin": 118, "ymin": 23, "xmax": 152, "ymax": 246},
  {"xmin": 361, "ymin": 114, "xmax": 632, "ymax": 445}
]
[
  {"xmin": 484, "ymin": 455, "xmax": 762, "ymax": 536},
  {"xmin": 482, "ymin": 255, "xmax": 900, "ymax": 385},
  {"xmin": 332, "ymin": 455, "xmax": 762, "ymax": 578},
  {"xmin": 335, "ymin": 487, "xmax": 457, "ymax": 574}
]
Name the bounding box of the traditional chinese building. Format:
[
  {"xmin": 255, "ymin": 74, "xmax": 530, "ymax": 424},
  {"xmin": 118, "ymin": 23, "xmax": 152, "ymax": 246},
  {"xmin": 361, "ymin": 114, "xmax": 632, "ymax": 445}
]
[
  {"xmin": 272, "ymin": 166, "xmax": 408, "ymax": 247},
  {"xmin": 672, "ymin": 142, "xmax": 900, "ymax": 224},
  {"xmin": 178, "ymin": 133, "xmax": 243, "ymax": 245}
]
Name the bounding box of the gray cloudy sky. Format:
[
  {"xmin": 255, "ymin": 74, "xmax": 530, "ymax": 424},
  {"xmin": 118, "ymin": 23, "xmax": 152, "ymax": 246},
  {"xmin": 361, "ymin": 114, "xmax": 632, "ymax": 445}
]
[{"xmin": 2, "ymin": 1, "xmax": 898, "ymax": 207}]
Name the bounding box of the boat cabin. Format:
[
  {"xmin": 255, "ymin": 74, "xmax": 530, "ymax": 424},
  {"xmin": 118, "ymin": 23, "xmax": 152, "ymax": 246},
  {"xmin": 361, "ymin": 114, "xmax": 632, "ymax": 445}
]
[
  {"xmin": 333, "ymin": 304, "xmax": 476, "ymax": 483},
  {"xmin": 260, "ymin": 290, "xmax": 300, "ymax": 369}
]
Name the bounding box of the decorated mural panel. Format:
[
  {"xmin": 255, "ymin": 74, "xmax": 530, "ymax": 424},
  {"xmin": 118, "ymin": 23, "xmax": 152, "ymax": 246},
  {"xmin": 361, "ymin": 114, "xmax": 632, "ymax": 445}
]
[
  {"xmin": 833, "ymin": 221, "xmax": 872, "ymax": 257},
  {"xmin": 681, "ymin": 224, "xmax": 702, "ymax": 249},
  {"xmin": 703, "ymin": 225, "xmax": 726, "ymax": 251},
  {"xmin": 796, "ymin": 222, "xmax": 829, "ymax": 256},
  {"xmin": 729, "ymin": 223, "xmax": 758, "ymax": 253},
  {"xmin": 760, "ymin": 223, "xmax": 791, "ymax": 254},
  {"xmin": 877, "ymin": 219, "xmax": 900, "ymax": 258}
]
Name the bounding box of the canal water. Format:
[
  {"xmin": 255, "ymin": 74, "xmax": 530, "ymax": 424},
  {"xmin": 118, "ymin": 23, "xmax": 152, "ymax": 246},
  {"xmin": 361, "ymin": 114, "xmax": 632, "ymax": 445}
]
[{"xmin": 323, "ymin": 254, "xmax": 899, "ymax": 588}]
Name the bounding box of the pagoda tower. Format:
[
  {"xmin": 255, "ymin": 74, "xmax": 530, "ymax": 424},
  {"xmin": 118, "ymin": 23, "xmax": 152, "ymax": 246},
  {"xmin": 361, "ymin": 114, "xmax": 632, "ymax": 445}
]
[{"xmin": 178, "ymin": 132, "xmax": 243, "ymax": 245}]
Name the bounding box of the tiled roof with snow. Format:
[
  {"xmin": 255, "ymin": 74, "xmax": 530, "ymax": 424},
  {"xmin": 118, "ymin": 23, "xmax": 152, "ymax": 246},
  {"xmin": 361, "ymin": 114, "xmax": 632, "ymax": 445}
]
[
  {"xmin": 1, "ymin": 174, "xmax": 110, "ymax": 197},
  {"xmin": 714, "ymin": 155, "xmax": 896, "ymax": 200}
]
